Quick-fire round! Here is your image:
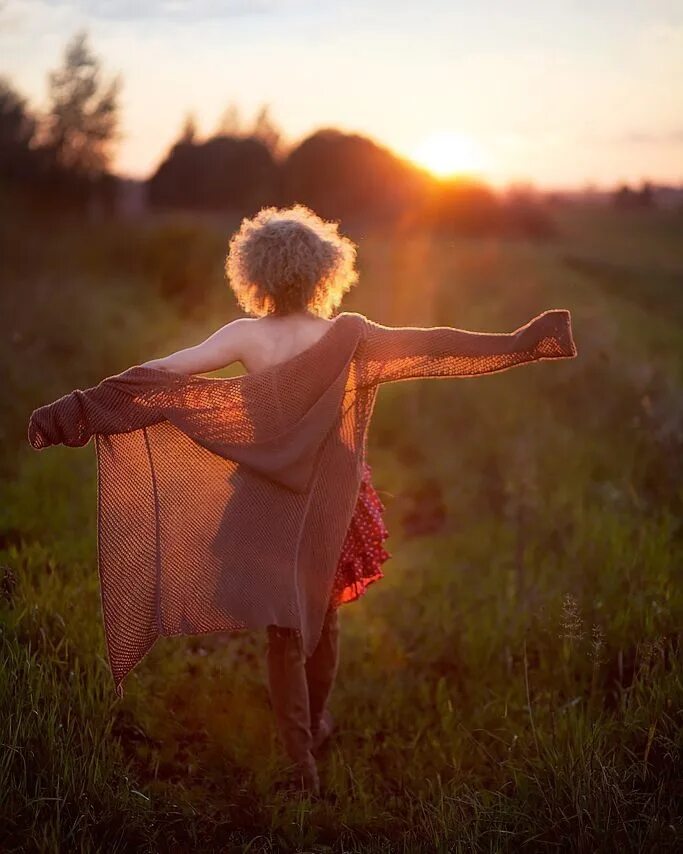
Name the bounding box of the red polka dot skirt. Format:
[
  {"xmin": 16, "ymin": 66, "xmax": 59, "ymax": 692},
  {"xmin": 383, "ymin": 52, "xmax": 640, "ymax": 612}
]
[{"xmin": 329, "ymin": 460, "xmax": 392, "ymax": 607}]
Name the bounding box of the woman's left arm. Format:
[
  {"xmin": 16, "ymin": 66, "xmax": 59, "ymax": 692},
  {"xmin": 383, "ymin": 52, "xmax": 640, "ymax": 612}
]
[
  {"xmin": 141, "ymin": 317, "xmax": 252, "ymax": 375},
  {"xmin": 355, "ymin": 309, "xmax": 577, "ymax": 387}
]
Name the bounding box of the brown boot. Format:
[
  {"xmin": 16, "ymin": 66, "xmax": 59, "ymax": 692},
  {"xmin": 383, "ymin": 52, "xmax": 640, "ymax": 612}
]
[
  {"xmin": 305, "ymin": 606, "xmax": 340, "ymax": 754},
  {"xmin": 266, "ymin": 624, "xmax": 320, "ymax": 797}
]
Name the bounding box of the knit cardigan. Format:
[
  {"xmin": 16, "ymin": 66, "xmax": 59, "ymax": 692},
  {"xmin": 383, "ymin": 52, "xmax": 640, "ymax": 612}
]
[{"xmin": 27, "ymin": 309, "xmax": 577, "ymax": 695}]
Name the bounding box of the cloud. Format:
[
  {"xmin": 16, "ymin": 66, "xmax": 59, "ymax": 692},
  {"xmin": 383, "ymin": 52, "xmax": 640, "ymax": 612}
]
[
  {"xmin": 0, "ymin": 0, "xmax": 77, "ymax": 35},
  {"xmin": 637, "ymin": 21, "xmax": 683, "ymax": 72},
  {"xmin": 0, "ymin": 1, "xmax": 86, "ymax": 56},
  {"xmin": 37, "ymin": 0, "xmax": 280, "ymax": 21},
  {"xmin": 620, "ymin": 129, "xmax": 683, "ymax": 146}
]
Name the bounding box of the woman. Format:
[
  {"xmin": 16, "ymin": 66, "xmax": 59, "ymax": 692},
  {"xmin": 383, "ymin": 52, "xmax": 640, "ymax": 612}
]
[{"xmin": 28, "ymin": 204, "xmax": 577, "ymax": 797}]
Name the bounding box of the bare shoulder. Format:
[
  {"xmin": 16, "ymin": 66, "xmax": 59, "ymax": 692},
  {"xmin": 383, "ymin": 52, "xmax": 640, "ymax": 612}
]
[
  {"xmin": 196, "ymin": 316, "xmax": 257, "ymax": 364},
  {"xmin": 226, "ymin": 316, "xmax": 258, "ymax": 331},
  {"xmin": 214, "ymin": 316, "xmax": 257, "ymax": 341},
  {"xmin": 222, "ymin": 315, "xmax": 274, "ymax": 369}
]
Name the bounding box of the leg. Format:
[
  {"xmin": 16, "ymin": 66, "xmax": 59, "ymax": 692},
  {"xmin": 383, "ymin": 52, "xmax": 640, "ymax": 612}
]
[
  {"xmin": 265, "ymin": 625, "xmax": 320, "ymax": 796},
  {"xmin": 305, "ymin": 605, "xmax": 340, "ymax": 752}
]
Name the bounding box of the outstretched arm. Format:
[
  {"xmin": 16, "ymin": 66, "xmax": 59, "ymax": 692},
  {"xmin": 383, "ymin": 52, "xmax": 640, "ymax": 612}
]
[
  {"xmin": 29, "ymin": 318, "xmax": 255, "ymax": 448},
  {"xmin": 355, "ymin": 309, "xmax": 577, "ymax": 387},
  {"xmin": 141, "ymin": 317, "xmax": 251, "ymax": 375},
  {"xmin": 27, "ymin": 368, "xmax": 180, "ymax": 450}
]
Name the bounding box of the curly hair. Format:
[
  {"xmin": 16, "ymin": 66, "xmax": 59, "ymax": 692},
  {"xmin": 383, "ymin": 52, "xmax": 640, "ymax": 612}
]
[{"xmin": 225, "ymin": 204, "xmax": 359, "ymax": 318}]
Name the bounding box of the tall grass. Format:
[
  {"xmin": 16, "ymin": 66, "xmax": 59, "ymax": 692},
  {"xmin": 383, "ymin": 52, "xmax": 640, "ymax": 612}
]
[{"xmin": 1, "ymin": 207, "xmax": 681, "ymax": 851}]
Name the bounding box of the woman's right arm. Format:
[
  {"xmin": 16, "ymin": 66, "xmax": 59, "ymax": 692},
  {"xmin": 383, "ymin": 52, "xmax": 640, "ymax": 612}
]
[
  {"xmin": 27, "ymin": 368, "xmax": 177, "ymax": 449},
  {"xmin": 355, "ymin": 309, "xmax": 577, "ymax": 387}
]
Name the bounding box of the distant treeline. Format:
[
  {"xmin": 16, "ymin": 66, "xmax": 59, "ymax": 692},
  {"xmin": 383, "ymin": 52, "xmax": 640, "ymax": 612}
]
[
  {"xmin": 0, "ymin": 76, "xmax": 118, "ymax": 215},
  {"xmin": 145, "ymin": 126, "xmax": 554, "ymax": 237},
  {"xmin": 0, "ymin": 30, "xmax": 554, "ymax": 237},
  {"xmin": 7, "ymin": 29, "xmax": 677, "ymax": 239},
  {"xmin": 0, "ymin": 32, "xmax": 121, "ymax": 215}
]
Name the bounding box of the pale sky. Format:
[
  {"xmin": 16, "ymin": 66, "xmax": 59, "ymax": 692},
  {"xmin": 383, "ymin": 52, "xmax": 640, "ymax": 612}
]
[{"xmin": 1, "ymin": 0, "xmax": 682, "ymax": 188}]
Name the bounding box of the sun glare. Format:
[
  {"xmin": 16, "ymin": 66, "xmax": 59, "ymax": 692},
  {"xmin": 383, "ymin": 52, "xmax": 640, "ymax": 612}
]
[{"xmin": 411, "ymin": 131, "xmax": 489, "ymax": 179}]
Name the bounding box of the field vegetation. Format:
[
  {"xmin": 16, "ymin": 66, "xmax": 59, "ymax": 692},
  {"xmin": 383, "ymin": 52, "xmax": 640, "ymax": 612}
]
[{"xmin": 1, "ymin": 202, "xmax": 681, "ymax": 852}]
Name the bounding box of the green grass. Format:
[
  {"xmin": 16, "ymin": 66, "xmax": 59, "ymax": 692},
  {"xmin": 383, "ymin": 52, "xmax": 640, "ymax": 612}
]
[{"xmin": 1, "ymin": 206, "xmax": 682, "ymax": 852}]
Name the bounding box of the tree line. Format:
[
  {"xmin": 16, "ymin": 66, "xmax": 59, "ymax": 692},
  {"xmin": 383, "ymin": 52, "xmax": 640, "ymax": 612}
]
[
  {"xmin": 148, "ymin": 125, "xmax": 554, "ymax": 237},
  {"xmin": 1, "ymin": 30, "xmax": 554, "ymax": 236},
  {"xmin": 1, "ymin": 30, "xmax": 120, "ymax": 214}
]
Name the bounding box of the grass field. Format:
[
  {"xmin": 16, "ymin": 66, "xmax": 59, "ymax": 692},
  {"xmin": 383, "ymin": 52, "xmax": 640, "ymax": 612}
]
[{"xmin": 1, "ymin": 203, "xmax": 682, "ymax": 852}]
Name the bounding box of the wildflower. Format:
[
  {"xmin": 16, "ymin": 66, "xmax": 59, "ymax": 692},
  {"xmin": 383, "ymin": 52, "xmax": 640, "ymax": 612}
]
[
  {"xmin": 590, "ymin": 624, "xmax": 605, "ymax": 664},
  {"xmin": 560, "ymin": 593, "xmax": 584, "ymax": 643}
]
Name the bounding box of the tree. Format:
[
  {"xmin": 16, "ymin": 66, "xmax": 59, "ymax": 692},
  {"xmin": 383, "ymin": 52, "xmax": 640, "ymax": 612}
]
[
  {"xmin": 43, "ymin": 29, "xmax": 121, "ymax": 178},
  {"xmin": 0, "ymin": 77, "xmax": 38, "ymax": 178},
  {"xmin": 252, "ymin": 105, "xmax": 281, "ymax": 158},
  {"xmin": 179, "ymin": 111, "xmax": 198, "ymax": 144},
  {"xmin": 281, "ymin": 129, "xmax": 427, "ymax": 222},
  {"xmin": 0, "ymin": 77, "xmax": 63, "ymax": 208},
  {"xmin": 148, "ymin": 135, "xmax": 277, "ymax": 211},
  {"xmin": 613, "ymin": 181, "xmax": 654, "ymax": 210},
  {"xmin": 215, "ymin": 103, "xmax": 241, "ymax": 137}
]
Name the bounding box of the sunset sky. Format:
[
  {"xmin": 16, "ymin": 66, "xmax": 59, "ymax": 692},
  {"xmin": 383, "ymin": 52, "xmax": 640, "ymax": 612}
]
[{"xmin": 1, "ymin": 0, "xmax": 682, "ymax": 189}]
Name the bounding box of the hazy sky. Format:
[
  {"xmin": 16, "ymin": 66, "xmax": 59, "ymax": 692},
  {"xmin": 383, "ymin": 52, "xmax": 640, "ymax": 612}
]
[{"xmin": 1, "ymin": 0, "xmax": 682, "ymax": 188}]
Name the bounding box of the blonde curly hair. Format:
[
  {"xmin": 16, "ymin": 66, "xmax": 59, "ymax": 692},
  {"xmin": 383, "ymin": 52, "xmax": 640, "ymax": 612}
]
[{"xmin": 225, "ymin": 204, "xmax": 359, "ymax": 318}]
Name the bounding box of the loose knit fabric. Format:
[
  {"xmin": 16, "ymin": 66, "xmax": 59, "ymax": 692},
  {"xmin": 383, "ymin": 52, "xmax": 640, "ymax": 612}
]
[{"xmin": 27, "ymin": 308, "xmax": 577, "ymax": 696}]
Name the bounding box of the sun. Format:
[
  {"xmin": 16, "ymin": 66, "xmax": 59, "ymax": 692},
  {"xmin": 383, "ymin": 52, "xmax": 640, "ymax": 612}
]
[{"xmin": 411, "ymin": 131, "xmax": 489, "ymax": 179}]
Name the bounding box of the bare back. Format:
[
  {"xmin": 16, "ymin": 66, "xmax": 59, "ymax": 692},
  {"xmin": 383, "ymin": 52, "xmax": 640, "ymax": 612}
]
[
  {"xmin": 240, "ymin": 314, "xmax": 337, "ymax": 376},
  {"xmin": 139, "ymin": 312, "xmax": 339, "ymax": 377}
]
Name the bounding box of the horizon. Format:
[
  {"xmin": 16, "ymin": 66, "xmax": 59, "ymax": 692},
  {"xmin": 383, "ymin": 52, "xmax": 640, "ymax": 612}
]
[{"xmin": 1, "ymin": 1, "xmax": 682, "ymax": 191}]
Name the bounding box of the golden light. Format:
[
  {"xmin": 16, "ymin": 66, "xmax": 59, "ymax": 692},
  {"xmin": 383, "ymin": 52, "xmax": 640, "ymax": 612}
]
[{"xmin": 411, "ymin": 131, "xmax": 489, "ymax": 178}]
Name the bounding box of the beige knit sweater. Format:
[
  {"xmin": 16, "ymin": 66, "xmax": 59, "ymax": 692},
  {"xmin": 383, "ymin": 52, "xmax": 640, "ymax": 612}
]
[{"xmin": 28, "ymin": 309, "xmax": 577, "ymax": 695}]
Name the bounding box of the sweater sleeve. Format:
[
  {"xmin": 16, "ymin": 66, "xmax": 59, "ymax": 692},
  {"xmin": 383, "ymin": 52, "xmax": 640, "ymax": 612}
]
[
  {"xmin": 27, "ymin": 370, "xmax": 171, "ymax": 450},
  {"xmin": 355, "ymin": 308, "xmax": 577, "ymax": 387}
]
